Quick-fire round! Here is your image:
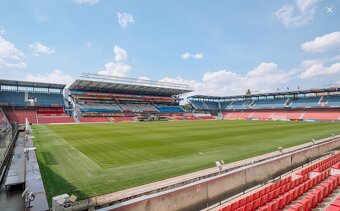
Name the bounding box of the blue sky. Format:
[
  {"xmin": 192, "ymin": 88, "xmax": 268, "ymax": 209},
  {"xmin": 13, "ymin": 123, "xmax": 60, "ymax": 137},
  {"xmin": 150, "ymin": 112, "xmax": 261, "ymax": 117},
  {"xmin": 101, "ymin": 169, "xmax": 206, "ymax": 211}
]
[{"xmin": 0, "ymin": 0, "xmax": 339, "ymax": 96}]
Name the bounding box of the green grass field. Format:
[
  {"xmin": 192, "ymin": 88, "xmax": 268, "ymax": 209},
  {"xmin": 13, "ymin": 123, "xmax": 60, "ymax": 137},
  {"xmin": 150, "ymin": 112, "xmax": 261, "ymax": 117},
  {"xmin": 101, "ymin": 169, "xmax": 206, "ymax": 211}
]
[{"xmin": 32, "ymin": 120, "xmax": 340, "ymax": 201}]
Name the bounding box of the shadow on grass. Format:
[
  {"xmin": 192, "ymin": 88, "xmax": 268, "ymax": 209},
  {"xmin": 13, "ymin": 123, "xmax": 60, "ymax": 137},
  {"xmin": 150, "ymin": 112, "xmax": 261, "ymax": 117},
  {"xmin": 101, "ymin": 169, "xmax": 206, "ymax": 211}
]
[{"xmin": 37, "ymin": 160, "xmax": 87, "ymax": 207}]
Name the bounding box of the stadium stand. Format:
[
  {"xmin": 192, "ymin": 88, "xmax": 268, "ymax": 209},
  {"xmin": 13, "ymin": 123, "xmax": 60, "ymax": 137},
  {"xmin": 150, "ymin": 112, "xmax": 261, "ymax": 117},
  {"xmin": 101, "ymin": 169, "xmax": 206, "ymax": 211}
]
[
  {"xmin": 119, "ymin": 103, "xmax": 143, "ymax": 112},
  {"xmin": 156, "ymin": 105, "xmax": 184, "ymax": 113},
  {"xmin": 252, "ymin": 98, "xmax": 286, "ymax": 109},
  {"xmin": 78, "ymin": 117, "xmax": 111, "ymax": 123},
  {"xmin": 37, "ymin": 116, "xmax": 75, "ymax": 124},
  {"xmin": 324, "ymin": 95, "xmax": 340, "ymax": 107},
  {"xmin": 137, "ymin": 103, "xmax": 159, "ymax": 112},
  {"xmin": 37, "ymin": 107, "xmax": 68, "ymax": 116},
  {"xmin": 216, "ymin": 153, "xmax": 340, "ymax": 211},
  {"xmin": 288, "ymin": 97, "xmax": 320, "ymax": 108},
  {"xmin": 68, "ymin": 73, "xmax": 191, "ymax": 122},
  {"xmin": 189, "ymin": 87, "xmax": 340, "ymax": 122},
  {"xmin": 28, "ymin": 93, "xmax": 64, "ymax": 107},
  {"xmin": 302, "ymin": 110, "xmax": 340, "ymax": 121},
  {"xmin": 0, "ymin": 79, "xmax": 68, "ymax": 124},
  {"xmin": 0, "ymin": 91, "xmax": 26, "ymax": 106}
]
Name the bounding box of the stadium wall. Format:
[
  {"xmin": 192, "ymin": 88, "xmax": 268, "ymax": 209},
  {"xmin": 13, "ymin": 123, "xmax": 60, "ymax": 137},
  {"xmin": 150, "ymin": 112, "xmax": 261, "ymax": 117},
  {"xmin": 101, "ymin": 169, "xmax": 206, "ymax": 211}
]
[{"xmin": 95, "ymin": 136, "xmax": 340, "ymax": 211}]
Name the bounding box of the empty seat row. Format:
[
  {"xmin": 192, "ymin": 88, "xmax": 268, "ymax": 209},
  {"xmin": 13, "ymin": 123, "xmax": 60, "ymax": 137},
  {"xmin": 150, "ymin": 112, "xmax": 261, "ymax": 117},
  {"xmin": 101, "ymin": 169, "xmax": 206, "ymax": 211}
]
[
  {"xmin": 297, "ymin": 153, "xmax": 340, "ymax": 175},
  {"xmin": 218, "ymin": 154, "xmax": 339, "ymax": 211},
  {"xmin": 287, "ymin": 174, "xmax": 339, "ymax": 211},
  {"xmin": 324, "ymin": 196, "xmax": 340, "ymax": 211},
  {"xmin": 219, "ymin": 177, "xmax": 292, "ymax": 211}
]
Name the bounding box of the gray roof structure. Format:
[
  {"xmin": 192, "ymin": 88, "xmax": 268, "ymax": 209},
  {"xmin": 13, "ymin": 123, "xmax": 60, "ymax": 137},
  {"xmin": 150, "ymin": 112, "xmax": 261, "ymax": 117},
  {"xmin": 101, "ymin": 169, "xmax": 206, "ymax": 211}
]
[
  {"xmin": 0, "ymin": 79, "xmax": 65, "ymax": 89},
  {"xmin": 69, "ymin": 73, "xmax": 192, "ymax": 96},
  {"xmin": 189, "ymin": 87, "xmax": 340, "ymax": 101}
]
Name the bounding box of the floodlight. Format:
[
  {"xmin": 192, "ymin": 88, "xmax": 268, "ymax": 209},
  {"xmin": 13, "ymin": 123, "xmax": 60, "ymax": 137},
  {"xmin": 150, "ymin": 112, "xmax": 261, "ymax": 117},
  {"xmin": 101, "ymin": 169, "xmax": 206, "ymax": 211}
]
[
  {"xmin": 22, "ymin": 187, "xmax": 28, "ymax": 197},
  {"xmin": 278, "ymin": 146, "xmax": 283, "ymax": 153},
  {"xmin": 311, "ymin": 139, "xmax": 315, "ymax": 144},
  {"xmin": 220, "ymin": 160, "xmax": 224, "ymax": 165},
  {"xmin": 215, "ymin": 161, "xmax": 221, "ymax": 167},
  {"xmin": 27, "ymin": 192, "xmax": 35, "ymax": 200},
  {"xmin": 25, "ymin": 192, "xmax": 35, "ymax": 208}
]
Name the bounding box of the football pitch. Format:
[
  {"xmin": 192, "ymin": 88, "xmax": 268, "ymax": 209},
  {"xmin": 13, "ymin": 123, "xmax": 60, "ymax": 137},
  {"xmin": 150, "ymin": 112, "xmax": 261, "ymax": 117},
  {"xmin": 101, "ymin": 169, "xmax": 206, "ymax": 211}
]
[{"xmin": 32, "ymin": 120, "xmax": 340, "ymax": 201}]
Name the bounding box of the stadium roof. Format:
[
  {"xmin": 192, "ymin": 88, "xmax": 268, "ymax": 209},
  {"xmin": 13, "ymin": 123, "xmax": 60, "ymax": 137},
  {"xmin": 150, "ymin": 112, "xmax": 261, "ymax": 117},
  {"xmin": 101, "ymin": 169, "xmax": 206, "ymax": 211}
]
[
  {"xmin": 0, "ymin": 79, "xmax": 66, "ymax": 89},
  {"xmin": 68, "ymin": 73, "xmax": 193, "ymax": 96},
  {"xmin": 189, "ymin": 87, "xmax": 340, "ymax": 100}
]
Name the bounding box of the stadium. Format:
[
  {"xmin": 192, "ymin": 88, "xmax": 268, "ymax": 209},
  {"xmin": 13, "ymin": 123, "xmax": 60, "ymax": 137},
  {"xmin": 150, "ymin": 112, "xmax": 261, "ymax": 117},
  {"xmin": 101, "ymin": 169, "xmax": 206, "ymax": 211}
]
[{"xmin": 0, "ymin": 72, "xmax": 340, "ymax": 211}]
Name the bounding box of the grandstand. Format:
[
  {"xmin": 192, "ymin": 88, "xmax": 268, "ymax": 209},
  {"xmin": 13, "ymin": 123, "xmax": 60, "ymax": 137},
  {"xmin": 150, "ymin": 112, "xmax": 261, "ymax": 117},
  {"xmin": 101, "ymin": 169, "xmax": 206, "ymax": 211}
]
[
  {"xmin": 68, "ymin": 73, "xmax": 192, "ymax": 122},
  {"xmin": 188, "ymin": 87, "xmax": 340, "ymax": 121},
  {"xmin": 213, "ymin": 153, "xmax": 340, "ymax": 211},
  {"xmin": 0, "ymin": 79, "xmax": 74, "ymax": 124}
]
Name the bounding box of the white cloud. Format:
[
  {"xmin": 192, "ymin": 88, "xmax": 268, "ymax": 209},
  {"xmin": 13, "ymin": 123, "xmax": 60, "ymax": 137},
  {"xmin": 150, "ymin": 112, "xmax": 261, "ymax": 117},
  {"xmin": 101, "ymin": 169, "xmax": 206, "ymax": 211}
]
[
  {"xmin": 117, "ymin": 12, "xmax": 134, "ymax": 29},
  {"xmin": 181, "ymin": 52, "xmax": 204, "ymax": 60},
  {"xmin": 98, "ymin": 62, "xmax": 131, "ymax": 77},
  {"xmin": 160, "ymin": 62, "xmax": 291, "ymax": 97},
  {"xmin": 275, "ymin": 0, "xmax": 319, "ymax": 27},
  {"xmin": 74, "ymin": 0, "xmax": 99, "ymax": 5},
  {"xmin": 29, "ymin": 42, "xmax": 55, "ymax": 56},
  {"xmin": 300, "ymin": 62, "xmax": 340, "ymax": 78},
  {"xmin": 246, "ymin": 63, "xmax": 278, "ymax": 76},
  {"xmin": 25, "ymin": 69, "xmax": 74, "ymax": 86},
  {"xmin": 114, "ymin": 45, "xmax": 127, "ymax": 61},
  {"xmin": 98, "ymin": 45, "xmax": 131, "ymax": 77},
  {"xmin": 302, "ymin": 32, "xmax": 340, "ymax": 53},
  {"xmin": 0, "ymin": 36, "xmax": 26, "ymax": 68},
  {"xmin": 302, "ymin": 55, "xmax": 340, "ymax": 68}
]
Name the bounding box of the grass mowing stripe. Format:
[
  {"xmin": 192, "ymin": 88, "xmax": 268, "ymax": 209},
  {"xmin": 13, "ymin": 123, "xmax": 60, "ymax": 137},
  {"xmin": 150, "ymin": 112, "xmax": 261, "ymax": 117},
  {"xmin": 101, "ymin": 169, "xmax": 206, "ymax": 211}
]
[{"xmin": 33, "ymin": 120, "xmax": 340, "ymax": 202}]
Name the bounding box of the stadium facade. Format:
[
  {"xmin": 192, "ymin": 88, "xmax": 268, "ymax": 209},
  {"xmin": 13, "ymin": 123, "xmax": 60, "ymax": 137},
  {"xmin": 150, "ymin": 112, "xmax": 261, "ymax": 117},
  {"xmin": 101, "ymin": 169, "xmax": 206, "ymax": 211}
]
[{"xmin": 0, "ymin": 75, "xmax": 340, "ymax": 211}]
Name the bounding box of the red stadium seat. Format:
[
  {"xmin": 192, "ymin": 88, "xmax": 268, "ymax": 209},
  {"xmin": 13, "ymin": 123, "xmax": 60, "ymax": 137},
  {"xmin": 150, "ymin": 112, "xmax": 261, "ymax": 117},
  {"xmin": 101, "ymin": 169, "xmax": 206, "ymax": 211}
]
[
  {"xmin": 277, "ymin": 196, "xmax": 285, "ymax": 210},
  {"xmin": 298, "ymin": 198, "xmax": 312, "ymax": 211},
  {"xmin": 321, "ymin": 184, "xmax": 330, "ymax": 196},
  {"xmin": 303, "ymin": 183, "xmax": 309, "ymax": 193},
  {"xmin": 239, "ymin": 198, "xmax": 246, "ymax": 207},
  {"xmin": 324, "ymin": 204, "xmax": 340, "ymax": 211},
  {"xmin": 252, "ymin": 199, "xmax": 260, "ymax": 210},
  {"xmin": 260, "ymin": 196, "xmax": 267, "ymax": 206},
  {"xmin": 221, "ymin": 204, "xmax": 231, "ymax": 211},
  {"xmin": 305, "ymin": 193, "xmax": 318, "ymax": 208},
  {"xmin": 273, "ymin": 189, "xmax": 279, "ymax": 198},
  {"xmin": 269, "ymin": 200, "xmax": 279, "ymax": 211},
  {"xmin": 284, "ymin": 192, "xmax": 293, "ymax": 205},
  {"xmin": 231, "ymin": 201, "xmax": 239, "ymax": 210},
  {"xmin": 292, "ymin": 189, "xmax": 299, "ymax": 201},
  {"xmin": 252, "ymin": 192, "xmax": 259, "ymax": 200},
  {"xmin": 279, "ymin": 187, "xmax": 285, "ymax": 195},
  {"xmin": 246, "ymin": 195, "xmax": 253, "ymax": 204},
  {"xmin": 307, "ymin": 180, "xmax": 313, "ymax": 189},
  {"xmin": 244, "ymin": 203, "xmax": 252, "ymax": 211},
  {"xmin": 285, "ymin": 183, "xmax": 291, "ymax": 192},
  {"xmin": 297, "ymin": 186, "xmax": 304, "ymax": 196},
  {"xmin": 259, "ymin": 205, "xmax": 270, "ymax": 211},
  {"xmin": 235, "ymin": 207, "xmax": 244, "ymax": 211},
  {"xmin": 260, "ymin": 189, "xmax": 266, "ymax": 197},
  {"xmin": 290, "ymin": 202, "xmax": 304, "ymax": 211}
]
